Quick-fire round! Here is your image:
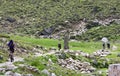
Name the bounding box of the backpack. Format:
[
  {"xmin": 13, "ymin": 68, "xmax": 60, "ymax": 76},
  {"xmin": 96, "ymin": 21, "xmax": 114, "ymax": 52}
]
[{"xmin": 8, "ymin": 40, "xmax": 14, "ymax": 49}]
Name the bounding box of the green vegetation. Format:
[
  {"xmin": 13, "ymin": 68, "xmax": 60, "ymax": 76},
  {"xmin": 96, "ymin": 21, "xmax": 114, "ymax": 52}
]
[
  {"xmin": 24, "ymin": 54, "xmax": 85, "ymax": 76},
  {"xmin": 0, "ymin": 0, "xmax": 120, "ymax": 35},
  {"xmin": 0, "ymin": 50, "xmax": 8, "ymax": 63},
  {"xmin": 77, "ymin": 24, "xmax": 120, "ymax": 41},
  {"xmin": 10, "ymin": 35, "xmax": 102, "ymax": 53},
  {"xmin": 0, "ymin": 34, "xmax": 120, "ymax": 76},
  {"xmin": 0, "ymin": 0, "xmax": 120, "ymax": 75}
]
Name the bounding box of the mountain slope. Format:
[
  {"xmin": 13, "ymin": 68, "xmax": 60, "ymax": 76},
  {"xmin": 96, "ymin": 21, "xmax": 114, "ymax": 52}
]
[{"xmin": 0, "ymin": 0, "xmax": 120, "ymax": 40}]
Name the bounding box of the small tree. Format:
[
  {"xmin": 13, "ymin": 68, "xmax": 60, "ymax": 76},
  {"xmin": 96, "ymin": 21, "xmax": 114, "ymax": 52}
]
[{"xmin": 64, "ymin": 30, "xmax": 69, "ymax": 50}]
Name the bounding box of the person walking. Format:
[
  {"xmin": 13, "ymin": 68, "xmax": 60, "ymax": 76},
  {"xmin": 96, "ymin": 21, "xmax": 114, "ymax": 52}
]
[
  {"xmin": 7, "ymin": 40, "xmax": 15, "ymax": 62},
  {"xmin": 101, "ymin": 37, "xmax": 110, "ymax": 50}
]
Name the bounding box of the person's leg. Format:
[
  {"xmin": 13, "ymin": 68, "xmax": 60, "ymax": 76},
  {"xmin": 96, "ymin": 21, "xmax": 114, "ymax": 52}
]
[
  {"xmin": 103, "ymin": 43, "xmax": 105, "ymax": 50},
  {"xmin": 107, "ymin": 43, "xmax": 110, "ymax": 49},
  {"xmin": 10, "ymin": 51, "xmax": 14, "ymax": 62},
  {"xmin": 9, "ymin": 52, "xmax": 12, "ymax": 62}
]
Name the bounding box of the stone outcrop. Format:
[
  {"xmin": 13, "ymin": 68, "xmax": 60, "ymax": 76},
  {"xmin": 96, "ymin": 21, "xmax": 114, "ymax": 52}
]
[
  {"xmin": 108, "ymin": 64, "xmax": 120, "ymax": 76},
  {"xmin": 58, "ymin": 57, "xmax": 96, "ymax": 73},
  {"xmin": 92, "ymin": 50, "xmax": 111, "ymax": 57},
  {"xmin": 5, "ymin": 71, "xmax": 33, "ymax": 76}
]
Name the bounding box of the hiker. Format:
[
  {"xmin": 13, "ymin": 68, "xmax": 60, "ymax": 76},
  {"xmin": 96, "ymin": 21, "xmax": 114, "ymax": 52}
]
[
  {"xmin": 7, "ymin": 40, "xmax": 15, "ymax": 62},
  {"xmin": 58, "ymin": 42, "xmax": 61, "ymax": 51},
  {"xmin": 101, "ymin": 37, "xmax": 110, "ymax": 50}
]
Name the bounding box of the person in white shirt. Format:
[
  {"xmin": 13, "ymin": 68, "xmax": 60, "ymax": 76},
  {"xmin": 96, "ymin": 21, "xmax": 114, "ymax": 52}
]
[{"xmin": 101, "ymin": 37, "xmax": 110, "ymax": 50}]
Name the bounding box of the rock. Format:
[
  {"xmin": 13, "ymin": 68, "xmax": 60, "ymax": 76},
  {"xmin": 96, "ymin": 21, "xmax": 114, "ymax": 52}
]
[
  {"xmin": 58, "ymin": 52, "xmax": 66, "ymax": 59},
  {"xmin": 108, "ymin": 64, "xmax": 120, "ymax": 76},
  {"xmin": 98, "ymin": 71, "xmax": 102, "ymax": 75},
  {"xmin": 6, "ymin": 17, "xmax": 16, "ymax": 23},
  {"xmin": 39, "ymin": 26, "xmax": 55, "ymax": 35},
  {"xmin": 49, "ymin": 47, "xmax": 56, "ymax": 50},
  {"xmin": 26, "ymin": 65, "xmax": 40, "ymax": 73},
  {"xmin": 6, "ymin": 64, "xmax": 18, "ymax": 70},
  {"xmin": 81, "ymin": 71, "xmax": 86, "ymax": 73},
  {"xmin": 89, "ymin": 67, "xmax": 96, "ymax": 72},
  {"xmin": 48, "ymin": 58, "xmax": 54, "ymax": 66},
  {"xmin": 112, "ymin": 45, "xmax": 117, "ymax": 51},
  {"xmin": 0, "ymin": 68, "xmax": 5, "ymax": 73},
  {"xmin": 51, "ymin": 73, "xmax": 56, "ymax": 76},
  {"xmin": 114, "ymin": 19, "xmax": 120, "ymax": 24},
  {"xmin": 14, "ymin": 72, "xmax": 21, "ymax": 76},
  {"xmin": 5, "ymin": 71, "xmax": 14, "ymax": 76},
  {"xmin": 117, "ymin": 54, "xmax": 120, "ymax": 57},
  {"xmin": 41, "ymin": 69, "xmax": 50, "ymax": 76},
  {"xmin": 25, "ymin": 74, "xmax": 33, "ymax": 76},
  {"xmin": 0, "ymin": 55, "xmax": 3, "ymax": 60},
  {"xmin": 58, "ymin": 57, "xmax": 95, "ymax": 73}
]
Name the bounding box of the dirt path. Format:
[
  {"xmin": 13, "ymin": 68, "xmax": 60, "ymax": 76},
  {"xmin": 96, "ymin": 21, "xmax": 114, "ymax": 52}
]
[{"xmin": 0, "ymin": 50, "xmax": 56, "ymax": 68}]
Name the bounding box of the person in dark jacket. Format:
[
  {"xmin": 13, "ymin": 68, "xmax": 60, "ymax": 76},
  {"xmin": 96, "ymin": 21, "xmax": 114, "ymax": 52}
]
[{"xmin": 7, "ymin": 40, "xmax": 15, "ymax": 62}]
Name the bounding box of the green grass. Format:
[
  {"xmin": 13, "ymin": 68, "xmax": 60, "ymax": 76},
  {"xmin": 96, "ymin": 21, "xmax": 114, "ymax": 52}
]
[
  {"xmin": 24, "ymin": 54, "xmax": 83, "ymax": 76},
  {"xmin": 0, "ymin": 49, "xmax": 8, "ymax": 63},
  {"xmin": 0, "ymin": 0, "xmax": 120, "ymax": 35},
  {"xmin": 10, "ymin": 35, "xmax": 102, "ymax": 53}
]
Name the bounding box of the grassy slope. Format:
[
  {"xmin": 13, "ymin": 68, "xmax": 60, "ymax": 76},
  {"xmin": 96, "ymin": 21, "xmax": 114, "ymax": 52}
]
[
  {"xmin": 1, "ymin": 34, "xmax": 120, "ymax": 76},
  {"xmin": 0, "ymin": 0, "xmax": 120, "ymax": 35},
  {"xmin": 10, "ymin": 35, "xmax": 102, "ymax": 53},
  {"xmin": 77, "ymin": 24, "xmax": 120, "ymax": 41}
]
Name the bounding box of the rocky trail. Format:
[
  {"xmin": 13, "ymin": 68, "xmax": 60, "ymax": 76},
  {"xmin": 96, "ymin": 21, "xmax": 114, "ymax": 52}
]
[
  {"xmin": 0, "ymin": 44, "xmax": 118, "ymax": 76},
  {"xmin": 0, "ymin": 49, "xmax": 57, "ymax": 76}
]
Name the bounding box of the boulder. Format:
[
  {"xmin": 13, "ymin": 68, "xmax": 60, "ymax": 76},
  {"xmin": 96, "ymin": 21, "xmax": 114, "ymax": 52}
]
[
  {"xmin": 0, "ymin": 68, "xmax": 5, "ymax": 73},
  {"xmin": 117, "ymin": 54, "xmax": 120, "ymax": 57},
  {"xmin": 14, "ymin": 72, "xmax": 21, "ymax": 76},
  {"xmin": 51, "ymin": 73, "xmax": 56, "ymax": 76},
  {"xmin": 41, "ymin": 69, "xmax": 50, "ymax": 76},
  {"xmin": 39, "ymin": 26, "xmax": 55, "ymax": 36},
  {"xmin": 108, "ymin": 64, "xmax": 120, "ymax": 76},
  {"xmin": 5, "ymin": 71, "xmax": 14, "ymax": 76},
  {"xmin": 6, "ymin": 17, "xmax": 16, "ymax": 23}
]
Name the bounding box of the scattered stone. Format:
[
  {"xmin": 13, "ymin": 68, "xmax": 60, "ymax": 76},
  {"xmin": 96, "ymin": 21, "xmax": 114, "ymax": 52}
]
[
  {"xmin": 4, "ymin": 71, "xmax": 33, "ymax": 76},
  {"xmin": 0, "ymin": 68, "xmax": 6, "ymax": 73},
  {"xmin": 48, "ymin": 58, "xmax": 54, "ymax": 66},
  {"xmin": 26, "ymin": 65, "xmax": 40, "ymax": 73},
  {"xmin": 14, "ymin": 72, "xmax": 21, "ymax": 76},
  {"xmin": 58, "ymin": 58, "xmax": 95, "ymax": 73},
  {"xmin": 51, "ymin": 73, "xmax": 56, "ymax": 76},
  {"xmin": 92, "ymin": 50, "xmax": 110, "ymax": 57},
  {"xmin": 49, "ymin": 47, "xmax": 57, "ymax": 51},
  {"xmin": 41, "ymin": 69, "xmax": 50, "ymax": 76},
  {"xmin": 5, "ymin": 71, "xmax": 14, "ymax": 76},
  {"xmin": 25, "ymin": 74, "xmax": 33, "ymax": 76}
]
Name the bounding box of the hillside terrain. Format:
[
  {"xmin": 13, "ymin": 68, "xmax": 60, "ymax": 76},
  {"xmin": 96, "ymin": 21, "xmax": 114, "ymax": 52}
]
[
  {"xmin": 0, "ymin": 0, "xmax": 120, "ymax": 41},
  {"xmin": 0, "ymin": 0, "xmax": 120, "ymax": 76},
  {"xmin": 0, "ymin": 34, "xmax": 120, "ymax": 76}
]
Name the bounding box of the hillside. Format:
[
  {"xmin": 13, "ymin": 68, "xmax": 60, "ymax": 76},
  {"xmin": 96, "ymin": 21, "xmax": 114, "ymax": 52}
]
[
  {"xmin": 0, "ymin": 0, "xmax": 120, "ymax": 41},
  {"xmin": 0, "ymin": 34, "xmax": 120, "ymax": 76}
]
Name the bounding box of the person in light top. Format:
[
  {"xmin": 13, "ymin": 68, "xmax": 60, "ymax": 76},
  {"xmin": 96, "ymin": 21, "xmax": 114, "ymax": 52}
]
[{"xmin": 101, "ymin": 37, "xmax": 110, "ymax": 50}]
